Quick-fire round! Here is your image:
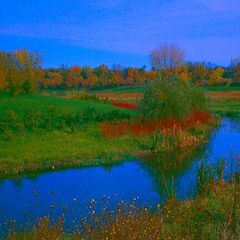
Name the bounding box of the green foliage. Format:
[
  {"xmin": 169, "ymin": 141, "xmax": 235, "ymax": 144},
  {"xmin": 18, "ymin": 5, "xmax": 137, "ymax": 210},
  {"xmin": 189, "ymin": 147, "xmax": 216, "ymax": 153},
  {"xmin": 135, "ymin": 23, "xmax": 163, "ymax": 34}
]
[
  {"xmin": 6, "ymin": 110, "xmax": 24, "ymax": 133},
  {"xmin": 43, "ymin": 106, "xmax": 58, "ymax": 129},
  {"xmin": 139, "ymin": 79, "xmax": 208, "ymax": 121},
  {"xmin": 196, "ymin": 160, "xmax": 225, "ymax": 196},
  {"xmin": 23, "ymin": 108, "xmax": 41, "ymax": 130},
  {"xmin": 144, "ymin": 131, "xmax": 175, "ymax": 152}
]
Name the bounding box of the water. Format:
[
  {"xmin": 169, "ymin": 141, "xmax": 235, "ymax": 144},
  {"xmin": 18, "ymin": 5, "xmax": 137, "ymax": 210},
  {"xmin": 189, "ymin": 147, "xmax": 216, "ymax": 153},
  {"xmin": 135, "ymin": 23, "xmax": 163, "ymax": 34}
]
[{"xmin": 0, "ymin": 118, "xmax": 240, "ymax": 234}]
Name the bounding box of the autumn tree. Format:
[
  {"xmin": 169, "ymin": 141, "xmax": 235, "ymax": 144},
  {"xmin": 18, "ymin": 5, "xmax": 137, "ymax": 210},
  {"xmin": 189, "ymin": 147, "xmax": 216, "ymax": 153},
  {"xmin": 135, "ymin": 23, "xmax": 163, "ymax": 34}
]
[
  {"xmin": 176, "ymin": 65, "xmax": 191, "ymax": 83},
  {"xmin": 208, "ymin": 67, "xmax": 225, "ymax": 86},
  {"xmin": 81, "ymin": 66, "xmax": 98, "ymax": 89},
  {"xmin": 41, "ymin": 71, "xmax": 62, "ymax": 88},
  {"xmin": 0, "ymin": 52, "xmax": 6, "ymax": 89},
  {"xmin": 145, "ymin": 69, "xmax": 158, "ymax": 82},
  {"xmin": 66, "ymin": 66, "xmax": 83, "ymax": 89},
  {"xmin": 0, "ymin": 49, "xmax": 42, "ymax": 95},
  {"xmin": 231, "ymin": 56, "xmax": 240, "ymax": 83},
  {"xmin": 233, "ymin": 65, "xmax": 240, "ymax": 83},
  {"xmin": 94, "ymin": 65, "xmax": 111, "ymax": 87},
  {"xmin": 188, "ymin": 62, "xmax": 208, "ymax": 85},
  {"xmin": 112, "ymin": 64, "xmax": 123, "ymax": 86}
]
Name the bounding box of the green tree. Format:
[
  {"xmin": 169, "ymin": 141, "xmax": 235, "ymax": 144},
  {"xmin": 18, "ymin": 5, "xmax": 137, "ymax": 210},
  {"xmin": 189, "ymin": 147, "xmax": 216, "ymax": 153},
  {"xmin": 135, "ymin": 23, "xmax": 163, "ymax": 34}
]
[{"xmin": 139, "ymin": 78, "xmax": 207, "ymax": 121}]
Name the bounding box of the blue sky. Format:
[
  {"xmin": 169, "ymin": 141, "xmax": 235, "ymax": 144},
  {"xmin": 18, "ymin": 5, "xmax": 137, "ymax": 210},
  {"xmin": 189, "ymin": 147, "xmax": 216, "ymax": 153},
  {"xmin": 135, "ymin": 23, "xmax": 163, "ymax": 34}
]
[{"xmin": 0, "ymin": 0, "xmax": 240, "ymax": 67}]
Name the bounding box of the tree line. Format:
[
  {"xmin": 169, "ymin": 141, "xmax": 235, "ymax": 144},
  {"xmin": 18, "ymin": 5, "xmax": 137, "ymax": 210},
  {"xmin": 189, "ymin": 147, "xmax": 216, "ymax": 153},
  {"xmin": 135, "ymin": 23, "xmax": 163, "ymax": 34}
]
[{"xmin": 0, "ymin": 46, "xmax": 240, "ymax": 96}]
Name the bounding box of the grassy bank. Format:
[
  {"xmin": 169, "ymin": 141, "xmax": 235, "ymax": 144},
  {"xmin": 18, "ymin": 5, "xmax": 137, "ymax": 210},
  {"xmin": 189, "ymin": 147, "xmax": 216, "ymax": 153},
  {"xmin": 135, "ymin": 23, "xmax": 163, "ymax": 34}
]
[
  {"xmin": 0, "ymin": 125, "xmax": 140, "ymax": 175},
  {"xmin": 0, "ymin": 119, "xmax": 214, "ymax": 176},
  {"xmin": 7, "ymin": 177, "xmax": 240, "ymax": 239}
]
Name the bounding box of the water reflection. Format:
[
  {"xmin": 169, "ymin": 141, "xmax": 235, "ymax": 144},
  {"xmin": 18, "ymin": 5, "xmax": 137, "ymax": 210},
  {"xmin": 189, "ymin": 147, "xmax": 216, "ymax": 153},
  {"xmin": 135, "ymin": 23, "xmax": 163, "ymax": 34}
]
[{"xmin": 139, "ymin": 145, "xmax": 208, "ymax": 199}]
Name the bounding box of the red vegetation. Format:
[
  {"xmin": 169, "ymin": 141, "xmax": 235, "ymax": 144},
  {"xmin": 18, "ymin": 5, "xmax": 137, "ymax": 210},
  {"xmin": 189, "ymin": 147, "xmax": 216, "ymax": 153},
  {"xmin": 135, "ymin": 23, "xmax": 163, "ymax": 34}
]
[
  {"xmin": 187, "ymin": 110, "xmax": 212, "ymax": 126},
  {"xmin": 111, "ymin": 102, "xmax": 138, "ymax": 110},
  {"xmin": 100, "ymin": 110, "xmax": 213, "ymax": 138},
  {"xmin": 96, "ymin": 92, "xmax": 143, "ymax": 101}
]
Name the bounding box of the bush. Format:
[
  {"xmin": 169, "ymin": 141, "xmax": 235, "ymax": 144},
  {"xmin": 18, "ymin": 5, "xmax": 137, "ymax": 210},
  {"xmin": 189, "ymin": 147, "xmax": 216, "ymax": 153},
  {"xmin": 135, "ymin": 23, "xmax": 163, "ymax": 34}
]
[
  {"xmin": 6, "ymin": 110, "xmax": 24, "ymax": 133},
  {"xmin": 139, "ymin": 79, "xmax": 208, "ymax": 121},
  {"xmin": 58, "ymin": 109, "xmax": 75, "ymax": 133},
  {"xmin": 0, "ymin": 121, "xmax": 13, "ymax": 141},
  {"xmin": 104, "ymin": 110, "xmax": 131, "ymax": 121},
  {"xmin": 23, "ymin": 108, "xmax": 41, "ymax": 130},
  {"xmin": 42, "ymin": 106, "xmax": 57, "ymax": 129}
]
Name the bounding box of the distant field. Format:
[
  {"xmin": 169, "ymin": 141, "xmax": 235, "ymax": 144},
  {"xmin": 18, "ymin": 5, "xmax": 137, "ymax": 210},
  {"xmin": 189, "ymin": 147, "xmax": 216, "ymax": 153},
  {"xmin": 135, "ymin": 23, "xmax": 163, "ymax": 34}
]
[
  {"xmin": 92, "ymin": 85, "xmax": 240, "ymax": 93},
  {"xmin": 201, "ymin": 86, "xmax": 240, "ymax": 92},
  {"xmin": 91, "ymin": 85, "xmax": 146, "ymax": 93}
]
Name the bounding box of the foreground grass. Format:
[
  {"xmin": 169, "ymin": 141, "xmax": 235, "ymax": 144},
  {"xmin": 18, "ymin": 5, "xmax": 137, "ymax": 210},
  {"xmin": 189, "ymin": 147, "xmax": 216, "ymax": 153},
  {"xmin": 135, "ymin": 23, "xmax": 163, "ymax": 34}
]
[{"xmin": 7, "ymin": 179, "xmax": 240, "ymax": 240}]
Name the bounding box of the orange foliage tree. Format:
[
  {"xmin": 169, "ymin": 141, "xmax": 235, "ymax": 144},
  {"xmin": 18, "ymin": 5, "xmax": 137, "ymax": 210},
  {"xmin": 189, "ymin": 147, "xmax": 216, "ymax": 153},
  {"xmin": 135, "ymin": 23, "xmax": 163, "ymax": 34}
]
[
  {"xmin": 40, "ymin": 71, "xmax": 62, "ymax": 88},
  {"xmin": 208, "ymin": 67, "xmax": 225, "ymax": 85},
  {"xmin": 189, "ymin": 63, "xmax": 208, "ymax": 86},
  {"xmin": 65, "ymin": 66, "xmax": 83, "ymax": 89},
  {"xmin": 0, "ymin": 49, "xmax": 42, "ymax": 95}
]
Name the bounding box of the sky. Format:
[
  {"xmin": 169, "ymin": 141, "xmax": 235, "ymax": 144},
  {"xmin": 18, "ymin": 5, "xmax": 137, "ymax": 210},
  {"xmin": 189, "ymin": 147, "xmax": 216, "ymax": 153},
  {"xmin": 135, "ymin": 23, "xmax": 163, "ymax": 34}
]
[{"xmin": 0, "ymin": 0, "xmax": 240, "ymax": 68}]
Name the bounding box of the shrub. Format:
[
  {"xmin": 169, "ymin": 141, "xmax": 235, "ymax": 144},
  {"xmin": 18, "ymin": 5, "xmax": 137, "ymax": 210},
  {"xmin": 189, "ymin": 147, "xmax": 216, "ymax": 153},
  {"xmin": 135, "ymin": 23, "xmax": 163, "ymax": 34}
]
[
  {"xmin": 104, "ymin": 110, "xmax": 131, "ymax": 121},
  {"xmin": 6, "ymin": 110, "xmax": 24, "ymax": 133},
  {"xmin": 139, "ymin": 79, "xmax": 208, "ymax": 121},
  {"xmin": 42, "ymin": 106, "xmax": 57, "ymax": 129},
  {"xmin": 81, "ymin": 107, "xmax": 98, "ymax": 123},
  {"xmin": 23, "ymin": 108, "xmax": 41, "ymax": 130},
  {"xmin": 73, "ymin": 111, "xmax": 86, "ymax": 128},
  {"xmin": 0, "ymin": 121, "xmax": 13, "ymax": 141},
  {"xmin": 58, "ymin": 109, "xmax": 75, "ymax": 133}
]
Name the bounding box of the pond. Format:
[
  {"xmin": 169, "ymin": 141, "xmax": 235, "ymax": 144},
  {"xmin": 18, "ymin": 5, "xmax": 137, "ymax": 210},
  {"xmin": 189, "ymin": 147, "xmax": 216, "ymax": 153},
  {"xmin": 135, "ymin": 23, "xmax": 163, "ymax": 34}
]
[{"xmin": 0, "ymin": 117, "xmax": 240, "ymax": 235}]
